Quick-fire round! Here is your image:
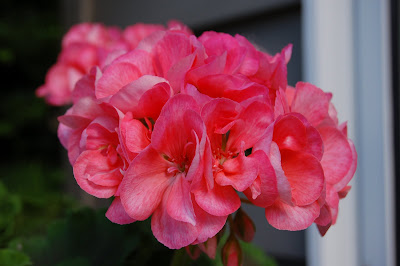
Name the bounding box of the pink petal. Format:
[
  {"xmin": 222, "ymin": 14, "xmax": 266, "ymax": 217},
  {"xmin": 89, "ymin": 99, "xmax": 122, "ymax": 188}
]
[
  {"xmin": 120, "ymin": 145, "xmax": 171, "ymax": 220},
  {"xmin": 186, "ymin": 53, "xmax": 226, "ymax": 85},
  {"xmin": 106, "ymin": 197, "xmax": 136, "ymax": 225},
  {"xmin": 227, "ymin": 100, "xmax": 273, "ymax": 152},
  {"xmin": 319, "ymin": 126, "xmax": 353, "ymax": 186},
  {"xmin": 243, "ymin": 150, "xmax": 278, "ymax": 207},
  {"xmin": 166, "ymin": 174, "xmax": 196, "ymax": 226},
  {"xmin": 95, "ymin": 62, "xmax": 141, "ymax": 99},
  {"xmin": 265, "ymin": 200, "xmax": 321, "ymax": 231},
  {"xmin": 338, "ymin": 185, "xmax": 351, "ymax": 199},
  {"xmin": 182, "ymin": 84, "xmax": 213, "ymax": 109},
  {"xmin": 222, "ymin": 234, "xmax": 242, "ymax": 266},
  {"xmin": 198, "ymin": 236, "xmax": 218, "ymax": 259},
  {"xmin": 291, "ymin": 82, "xmax": 331, "ymax": 127},
  {"xmin": 151, "ymin": 187, "xmax": 199, "ymax": 249},
  {"xmin": 269, "ymin": 142, "xmax": 292, "ymax": 204},
  {"xmin": 334, "ymin": 139, "xmax": 357, "ymax": 191},
  {"xmin": 281, "ymin": 150, "xmax": 324, "ymax": 206},
  {"xmin": 119, "ymin": 114, "xmax": 150, "ymax": 154},
  {"xmin": 58, "ymin": 115, "xmax": 91, "ymax": 129},
  {"xmin": 193, "ymin": 199, "xmax": 227, "ymax": 244},
  {"xmin": 73, "ymin": 150, "xmax": 122, "ymax": 198},
  {"xmin": 317, "ymin": 223, "xmax": 332, "ymax": 236},
  {"xmin": 151, "ymin": 94, "xmax": 201, "ymax": 159},
  {"xmin": 166, "ymin": 53, "xmax": 195, "ymax": 93},
  {"xmin": 193, "ymin": 179, "xmax": 240, "ymax": 217},
  {"xmin": 215, "ymin": 149, "xmax": 258, "ymax": 192},
  {"xmin": 153, "ymin": 32, "xmax": 193, "ymax": 77},
  {"xmin": 85, "ymin": 117, "xmax": 119, "ymax": 150},
  {"xmin": 273, "ymin": 115, "xmax": 307, "ymax": 152},
  {"xmin": 201, "ymin": 98, "xmax": 241, "ymax": 151},
  {"xmin": 109, "ymin": 75, "xmax": 172, "ymax": 118},
  {"xmin": 314, "ymin": 204, "xmax": 332, "ymax": 227},
  {"xmin": 71, "ymin": 68, "xmax": 97, "ymax": 103}
]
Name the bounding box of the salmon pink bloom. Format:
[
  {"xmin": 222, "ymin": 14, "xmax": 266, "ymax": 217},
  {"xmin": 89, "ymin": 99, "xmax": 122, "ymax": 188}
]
[
  {"xmin": 51, "ymin": 23, "xmax": 358, "ymax": 260},
  {"xmin": 37, "ymin": 23, "xmax": 129, "ymax": 106},
  {"xmin": 193, "ymin": 98, "xmax": 277, "ymax": 217},
  {"xmin": 247, "ymin": 113, "xmax": 325, "ymax": 231},
  {"xmin": 286, "ymin": 82, "xmax": 357, "ymax": 235},
  {"xmin": 120, "ymin": 95, "xmax": 226, "ymax": 249}
]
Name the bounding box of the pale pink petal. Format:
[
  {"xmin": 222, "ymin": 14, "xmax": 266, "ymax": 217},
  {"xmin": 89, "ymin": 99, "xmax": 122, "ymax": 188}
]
[
  {"xmin": 265, "ymin": 200, "xmax": 320, "ymax": 231},
  {"xmin": 73, "ymin": 150, "xmax": 122, "ymax": 198},
  {"xmin": 120, "ymin": 145, "xmax": 171, "ymax": 220},
  {"xmin": 106, "ymin": 197, "xmax": 136, "ymax": 225},
  {"xmin": 291, "ymin": 82, "xmax": 331, "ymax": 127},
  {"xmin": 193, "ymin": 200, "xmax": 226, "ymax": 244},
  {"xmin": 166, "ymin": 174, "xmax": 197, "ymax": 226},
  {"xmin": 151, "ymin": 187, "xmax": 199, "ymax": 249},
  {"xmin": 194, "ymin": 179, "xmax": 240, "ymax": 217},
  {"xmin": 186, "ymin": 53, "xmax": 226, "ymax": 85},
  {"xmin": 269, "ymin": 142, "xmax": 292, "ymax": 204},
  {"xmin": 319, "ymin": 126, "xmax": 353, "ymax": 186},
  {"xmin": 166, "ymin": 53, "xmax": 195, "ymax": 93},
  {"xmin": 109, "ymin": 75, "xmax": 172, "ymax": 119},
  {"xmin": 71, "ymin": 67, "xmax": 97, "ymax": 103},
  {"xmin": 123, "ymin": 23, "xmax": 165, "ymax": 49},
  {"xmin": 153, "ymin": 32, "xmax": 193, "ymax": 77},
  {"xmin": 334, "ymin": 139, "xmax": 357, "ymax": 191},
  {"xmin": 182, "ymin": 84, "xmax": 213, "ymax": 109},
  {"xmin": 95, "ymin": 62, "xmax": 141, "ymax": 99}
]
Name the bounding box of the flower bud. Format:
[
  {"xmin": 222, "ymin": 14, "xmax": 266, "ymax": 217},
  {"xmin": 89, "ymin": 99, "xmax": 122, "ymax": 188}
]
[
  {"xmin": 185, "ymin": 245, "xmax": 201, "ymax": 260},
  {"xmin": 222, "ymin": 233, "xmax": 242, "ymax": 266},
  {"xmin": 232, "ymin": 208, "xmax": 256, "ymax": 242},
  {"xmin": 198, "ymin": 235, "xmax": 217, "ymax": 259}
]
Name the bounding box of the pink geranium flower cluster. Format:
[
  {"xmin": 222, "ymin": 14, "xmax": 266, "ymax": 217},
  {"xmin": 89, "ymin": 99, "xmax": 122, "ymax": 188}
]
[
  {"xmin": 37, "ymin": 22, "xmax": 189, "ymax": 106},
  {"xmin": 52, "ymin": 22, "xmax": 356, "ymax": 263}
]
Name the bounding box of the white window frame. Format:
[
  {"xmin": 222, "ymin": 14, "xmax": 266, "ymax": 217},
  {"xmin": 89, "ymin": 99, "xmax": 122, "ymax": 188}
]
[{"xmin": 302, "ymin": 1, "xmax": 395, "ymax": 265}]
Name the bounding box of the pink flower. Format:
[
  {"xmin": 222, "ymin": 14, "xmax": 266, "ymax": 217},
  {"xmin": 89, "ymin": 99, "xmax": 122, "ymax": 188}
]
[
  {"xmin": 222, "ymin": 234, "xmax": 242, "ymax": 266},
  {"xmin": 246, "ymin": 113, "xmax": 325, "ymax": 231},
  {"xmin": 122, "ymin": 23, "xmax": 165, "ymax": 50},
  {"xmin": 58, "ymin": 89, "xmax": 123, "ymax": 198},
  {"xmin": 53, "ymin": 24, "xmax": 358, "ymax": 257},
  {"xmin": 193, "ymin": 98, "xmax": 277, "ymax": 218},
  {"xmin": 286, "ymin": 82, "xmax": 357, "ymax": 235},
  {"xmin": 120, "ymin": 95, "xmax": 226, "ymax": 249},
  {"xmin": 37, "ymin": 23, "xmax": 128, "ymax": 106}
]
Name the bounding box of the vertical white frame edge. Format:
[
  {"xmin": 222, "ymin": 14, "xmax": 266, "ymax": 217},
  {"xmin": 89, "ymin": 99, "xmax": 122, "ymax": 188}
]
[{"xmin": 302, "ymin": 0, "xmax": 395, "ymax": 266}]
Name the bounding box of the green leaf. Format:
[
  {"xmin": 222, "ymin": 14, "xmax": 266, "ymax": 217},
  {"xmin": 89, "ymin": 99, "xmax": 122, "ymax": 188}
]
[
  {"xmin": 241, "ymin": 241, "xmax": 277, "ymax": 266},
  {"xmin": 55, "ymin": 257, "xmax": 90, "ymax": 266},
  {"xmin": 170, "ymin": 248, "xmax": 190, "ymax": 266},
  {"xmin": 0, "ymin": 249, "xmax": 31, "ymax": 266}
]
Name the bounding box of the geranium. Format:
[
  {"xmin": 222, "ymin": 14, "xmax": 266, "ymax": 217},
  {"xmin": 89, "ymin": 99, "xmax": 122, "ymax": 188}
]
[{"xmin": 49, "ymin": 21, "xmax": 357, "ymax": 266}]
